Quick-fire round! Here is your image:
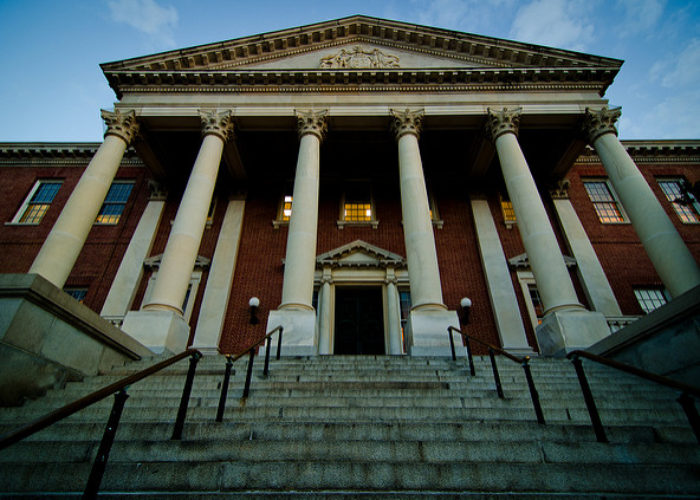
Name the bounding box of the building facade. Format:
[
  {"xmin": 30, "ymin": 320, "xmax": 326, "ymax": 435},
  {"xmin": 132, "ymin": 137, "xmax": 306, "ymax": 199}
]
[{"xmin": 1, "ymin": 16, "xmax": 699, "ymax": 362}]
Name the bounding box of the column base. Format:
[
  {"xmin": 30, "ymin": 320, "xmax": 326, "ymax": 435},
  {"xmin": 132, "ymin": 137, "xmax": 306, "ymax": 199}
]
[
  {"xmin": 408, "ymin": 309, "xmax": 460, "ymax": 357},
  {"xmin": 121, "ymin": 310, "xmax": 190, "ymax": 355},
  {"xmin": 536, "ymin": 308, "xmax": 610, "ymax": 357},
  {"xmin": 266, "ymin": 308, "xmax": 317, "ymax": 357}
]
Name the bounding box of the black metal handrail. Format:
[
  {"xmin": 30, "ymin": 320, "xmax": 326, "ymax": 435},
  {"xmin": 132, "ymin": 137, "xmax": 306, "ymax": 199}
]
[
  {"xmin": 216, "ymin": 325, "xmax": 284, "ymax": 422},
  {"xmin": 0, "ymin": 348, "xmax": 202, "ymax": 497},
  {"xmin": 567, "ymin": 350, "xmax": 700, "ymax": 444},
  {"xmin": 447, "ymin": 326, "xmax": 544, "ymax": 424}
]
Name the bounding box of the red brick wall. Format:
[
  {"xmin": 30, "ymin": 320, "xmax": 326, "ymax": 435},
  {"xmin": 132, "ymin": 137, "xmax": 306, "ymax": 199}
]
[
  {"xmin": 0, "ymin": 162, "xmax": 150, "ymax": 313},
  {"xmin": 567, "ymin": 160, "xmax": 700, "ymax": 315}
]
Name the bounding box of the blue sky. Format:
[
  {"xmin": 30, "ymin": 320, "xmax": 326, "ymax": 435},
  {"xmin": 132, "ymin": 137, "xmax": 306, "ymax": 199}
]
[{"xmin": 0, "ymin": 0, "xmax": 698, "ymax": 141}]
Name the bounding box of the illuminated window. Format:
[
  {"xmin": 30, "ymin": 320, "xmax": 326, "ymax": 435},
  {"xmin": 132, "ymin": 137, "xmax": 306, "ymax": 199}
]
[
  {"xmin": 583, "ymin": 180, "xmax": 627, "ymax": 223},
  {"xmin": 657, "ymin": 179, "xmax": 700, "ymax": 224},
  {"xmin": 13, "ymin": 180, "xmax": 62, "ymax": 224},
  {"xmin": 634, "ymin": 287, "xmax": 669, "ymax": 314},
  {"xmin": 206, "ymin": 198, "xmax": 216, "ymax": 226},
  {"xmin": 281, "ymin": 195, "xmax": 293, "ymax": 221},
  {"xmin": 339, "ymin": 185, "xmax": 377, "ymax": 228},
  {"xmin": 96, "ymin": 181, "xmax": 134, "ymax": 224},
  {"xmin": 501, "ymin": 198, "xmax": 516, "ymax": 224},
  {"xmin": 64, "ymin": 287, "xmax": 87, "ymax": 303}
]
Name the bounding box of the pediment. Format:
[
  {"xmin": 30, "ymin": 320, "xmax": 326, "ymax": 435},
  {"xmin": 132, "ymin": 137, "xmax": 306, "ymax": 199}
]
[
  {"xmin": 144, "ymin": 254, "xmax": 211, "ymax": 270},
  {"xmin": 317, "ymin": 240, "xmax": 405, "ymax": 269},
  {"xmin": 508, "ymin": 253, "xmax": 576, "ymax": 270},
  {"xmin": 102, "ymin": 15, "xmax": 621, "ymax": 74}
]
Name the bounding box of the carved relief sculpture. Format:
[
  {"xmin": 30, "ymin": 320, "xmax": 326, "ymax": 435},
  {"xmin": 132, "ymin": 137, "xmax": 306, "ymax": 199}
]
[{"xmin": 320, "ymin": 46, "xmax": 400, "ymax": 69}]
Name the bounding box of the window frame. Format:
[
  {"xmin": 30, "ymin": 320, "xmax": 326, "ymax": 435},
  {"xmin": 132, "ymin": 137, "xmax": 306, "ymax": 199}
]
[
  {"xmin": 657, "ymin": 177, "xmax": 700, "ymax": 224},
  {"xmin": 516, "ymin": 271, "xmax": 544, "ymax": 333},
  {"xmin": 94, "ymin": 180, "xmax": 134, "ymax": 226},
  {"xmin": 63, "ymin": 287, "xmax": 88, "ymax": 303},
  {"xmin": 10, "ymin": 179, "xmax": 63, "ymax": 225},
  {"xmin": 337, "ymin": 184, "xmax": 378, "ymax": 229},
  {"xmin": 499, "ymin": 193, "xmax": 516, "ymax": 228},
  {"xmin": 582, "ymin": 178, "xmax": 629, "ymax": 224},
  {"xmin": 272, "ymin": 193, "xmax": 293, "ymax": 229}
]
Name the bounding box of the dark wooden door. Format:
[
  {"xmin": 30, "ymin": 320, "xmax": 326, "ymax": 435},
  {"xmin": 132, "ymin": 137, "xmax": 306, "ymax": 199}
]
[{"xmin": 334, "ymin": 286, "xmax": 384, "ymax": 355}]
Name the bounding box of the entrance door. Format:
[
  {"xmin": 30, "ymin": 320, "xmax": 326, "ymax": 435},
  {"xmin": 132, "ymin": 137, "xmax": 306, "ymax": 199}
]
[{"xmin": 334, "ymin": 286, "xmax": 384, "ymax": 355}]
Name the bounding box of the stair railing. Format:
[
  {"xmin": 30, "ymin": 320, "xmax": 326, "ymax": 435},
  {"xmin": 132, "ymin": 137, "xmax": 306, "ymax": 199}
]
[
  {"xmin": 447, "ymin": 326, "xmax": 545, "ymax": 425},
  {"xmin": 0, "ymin": 348, "xmax": 202, "ymax": 498},
  {"xmin": 215, "ymin": 325, "xmax": 283, "ymax": 422},
  {"xmin": 567, "ymin": 350, "xmax": 700, "ymax": 444}
]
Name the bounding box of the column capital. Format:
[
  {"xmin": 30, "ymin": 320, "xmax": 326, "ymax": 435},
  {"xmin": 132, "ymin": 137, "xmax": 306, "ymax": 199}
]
[
  {"xmin": 200, "ymin": 110, "xmax": 234, "ymax": 141},
  {"xmin": 101, "ymin": 109, "xmax": 139, "ymax": 145},
  {"xmin": 549, "ymin": 179, "xmax": 571, "ymax": 200},
  {"xmin": 485, "ymin": 107, "xmax": 522, "ymax": 141},
  {"xmin": 296, "ymin": 110, "xmax": 328, "ymax": 141},
  {"xmin": 582, "ymin": 106, "xmax": 621, "ymax": 144},
  {"xmin": 390, "ymin": 108, "xmax": 424, "ymax": 140}
]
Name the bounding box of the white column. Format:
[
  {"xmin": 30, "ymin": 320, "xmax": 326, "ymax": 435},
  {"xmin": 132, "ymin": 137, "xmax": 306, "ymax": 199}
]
[
  {"xmin": 470, "ymin": 196, "xmax": 533, "ymax": 355},
  {"xmin": 267, "ymin": 110, "xmax": 327, "ymax": 356},
  {"xmin": 551, "ymin": 186, "xmax": 622, "ymax": 316},
  {"xmin": 100, "ymin": 184, "xmax": 166, "ymax": 323},
  {"xmin": 487, "ymin": 108, "xmax": 582, "ymax": 314},
  {"xmin": 122, "ymin": 110, "xmax": 233, "ymax": 354},
  {"xmin": 30, "ymin": 110, "xmax": 139, "ymax": 288},
  {"xmin": 191, "ymin": 197, "xmax": 246, "ymax": 354},
  {"xmin": 487, "ymin": 107, "xmax": 609, "ymax": 356},
  {"xmin": 143, "ymin": 111, "xmax": 233, "ymax": 314},
  {"xmin": 391, "ymin": 109, "xmax": 445, "ymax": 310},
  {"xmin": 583, "ymin": 107, "xmax": 700, "ymax": 298},
  {"xmin": 317, "ymin": 274, "xmax": 333, "ymax": 355},
  {"xmin": 385, "ymin": 271, "xmax": 403, "ymax": 355},
  {"xmin": 391, "ymin": 109, "xmax": 459, "ymax": 356}
]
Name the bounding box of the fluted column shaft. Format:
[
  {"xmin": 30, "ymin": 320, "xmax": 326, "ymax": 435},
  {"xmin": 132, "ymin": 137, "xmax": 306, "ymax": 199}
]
[
  {"xmin": 487, "ymin": 108, "xmax": 581, "ymax": 314},
  {"xmin": 392, "ymin": 109, "xmax": 445, "ymax": 310},
  {"xmin": 280, "ymin": 110, "xmax": 327, "ymax": 310},
  {"xmin": 30, "ymin": 110, "xmax": 139, "ymax": 288},
  {"xmin": 143, "ymin": 111, "xmax": 233, "ymax": 314},
  {"xmin": 584, "ymin": 107, "xmax": 700, "ymax": 297}
]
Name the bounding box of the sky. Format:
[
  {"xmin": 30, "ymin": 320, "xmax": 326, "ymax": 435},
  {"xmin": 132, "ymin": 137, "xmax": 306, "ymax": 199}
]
[{"xmin": 0, "ymin": 0, "xmax": 698, "ymax": 141}]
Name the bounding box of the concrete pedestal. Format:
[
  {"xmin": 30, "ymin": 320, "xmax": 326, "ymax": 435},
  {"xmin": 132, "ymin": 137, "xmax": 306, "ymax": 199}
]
[
  {"xmin": 266, "ymin": 308, "xmax": 317, "ymax": 356},
  {"xmin": 407, "ymin": 308, "xmax": 460, "ymax": 357},
  {"xmin": 122, "ymin": 310, "xmax": 190, "ymax": 355},
  {"xmin": 536, "ymin": 309, "xmax": 610, "ymax": 357}
]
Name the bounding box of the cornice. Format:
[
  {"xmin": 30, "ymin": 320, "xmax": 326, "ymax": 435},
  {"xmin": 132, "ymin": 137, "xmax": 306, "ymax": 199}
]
[
  {"xmin": 104, "ymin": 66, "xmax": 618, "ymax": 98},
  {"xmin": 0, "ymin": 143, "xmax": 144, "ymax": 166},
  {"xmin": 576, "ymin": 141, "xmax": 700, "ymax": 164}
]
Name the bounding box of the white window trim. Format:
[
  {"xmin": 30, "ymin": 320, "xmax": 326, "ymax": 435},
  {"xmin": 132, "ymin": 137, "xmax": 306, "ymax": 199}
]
[
  {"xmin": 337, "ymin": 189, "xmax": 379, "ymax": 229},
  {"xmin": 142, "ymin": 270, "xmax": 202, "ymax": 322},
  {"xmin": 516, "ymin": 271, "xmax": 542, "ymax": 336},
  {"xmin": 272, "ymin": 193, "xmax": 293, "ymax": 229},
  {"xmin": 9, "ymin": 180, "xmax": 62, "ymax": 225},
  {"xmin": 583, "ymin": 178, "xmax": 630, "ymax": 225}
]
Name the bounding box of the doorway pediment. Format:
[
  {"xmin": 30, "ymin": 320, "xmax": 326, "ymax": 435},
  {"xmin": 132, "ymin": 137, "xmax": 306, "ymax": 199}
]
[{"xmin": 317, "ymin": 240, "xmax": 405, "ymax": 269}]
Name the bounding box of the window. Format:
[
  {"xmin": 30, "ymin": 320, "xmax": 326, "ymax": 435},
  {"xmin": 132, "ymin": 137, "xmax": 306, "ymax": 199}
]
[
  {"xmin": 399, "ymin": 290, "xmax": 411, "ymax": 353},
  {"xmin": 206, "ymin": 198, "xmax": 217, "ymax": 226},
  {"xmin": 12, "ymin": 180, "xmax": 62, "ymax": 224},
  {"xmin": 516, "ymin": 271, "xmax": 545, "ymax": 333},
  {"xmin": 96, "ymin": 181, "xmax": 134, "ymax": 224},
  {"xmin": 339, "ymin": 184, "xmax": 377, "ymax": 228},
  {"xmin": 142, "ymin": 271, "xmax": 202, "ymax": 322},
  {"xmin": 583, "ymin": 180, "xmax": 627, "ymax": 223},
  {"xmin": 500, "ymin": 193, "xmax": 516, "ymax": 226},
  {"xmin": 64, "ymin": 287, "xmax": 87, "ymax": 303},
  {"xmin": 527, "ymin": 284, "xmax": 544, "ymax": 325},
  {"xmin": 634, "ymin": 287, "xmax": 669, "ymax": 314},
  {"xmin": 657, "ymin": 179, "xmax": 700, "ymax": 224},
  {"xmin": 273, "ymin": 194, "xmax": 293, "ymax": 228}
]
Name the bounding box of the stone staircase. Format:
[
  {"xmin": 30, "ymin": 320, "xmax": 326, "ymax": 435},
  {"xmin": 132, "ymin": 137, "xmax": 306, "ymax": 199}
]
[{"xmin": 0, "ymin": 354, "xmax": 698, "ymax": 497}]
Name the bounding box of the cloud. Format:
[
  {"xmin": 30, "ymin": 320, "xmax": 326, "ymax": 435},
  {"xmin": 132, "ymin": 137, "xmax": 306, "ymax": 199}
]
[
  {"xmin": 623, "ymin": 89, "xmax": 700, "ymax": 139},
  {"xmin": 108, "ymin": 0, "xmax": 178, "ymax": 47},
  {"xmin": 651, "ymin": 38, "xmax": 700, "ymax": 88},
  {"xmin": 509, "ymin": 0, "xmax": 594, "ymax": 52},
  {"xmin": 616, "ymin": 0, "xmax": 665, "ymax": 37},
  {"xmin": 409, "ymin": 0, "xmax": 516, "ymax": 35}
]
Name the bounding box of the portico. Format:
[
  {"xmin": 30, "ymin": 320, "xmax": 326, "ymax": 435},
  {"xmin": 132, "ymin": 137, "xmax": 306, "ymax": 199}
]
[{"xmin": 19, "ymin": 16, "xmax": 699, "ymax": 358}]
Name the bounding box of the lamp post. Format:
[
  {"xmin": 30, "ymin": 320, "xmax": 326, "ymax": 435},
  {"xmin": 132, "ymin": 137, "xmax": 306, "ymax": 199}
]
[
  {"xmin": 249, "ymin": 297, "xmax": 260, "ymax": 325},
  {"xmin": 460, "ymin": 297, "xmax": 472, "ymax": 325}
]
